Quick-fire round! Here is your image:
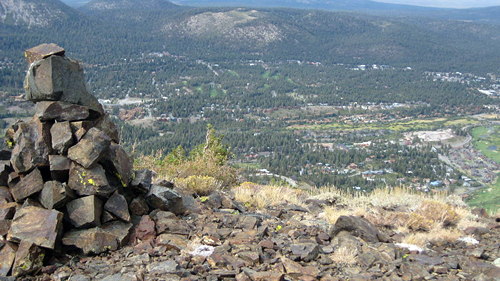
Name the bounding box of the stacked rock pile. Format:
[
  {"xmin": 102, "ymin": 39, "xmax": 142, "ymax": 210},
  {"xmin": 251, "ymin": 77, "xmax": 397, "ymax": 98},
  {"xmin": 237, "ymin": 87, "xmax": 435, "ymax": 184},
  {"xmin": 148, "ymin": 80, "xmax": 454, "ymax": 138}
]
[{"xmin": 0, "ymin": 44, "xmax": 183, "ymax": 278}]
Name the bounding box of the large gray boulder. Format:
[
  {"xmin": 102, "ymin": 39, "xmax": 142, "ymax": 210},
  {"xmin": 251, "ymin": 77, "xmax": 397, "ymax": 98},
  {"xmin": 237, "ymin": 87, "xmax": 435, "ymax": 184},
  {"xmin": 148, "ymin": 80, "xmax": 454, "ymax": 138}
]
[
  {"xmin": 62, "ymin": 227, "xmax": 119, "ymax": 255},
  {"xmin": 24, "ymin": 55, "xmax": 103, "ymax": 114},
  {"xmin": 329, "ymin": 215, "xmax": 382, "ymax": 243}
]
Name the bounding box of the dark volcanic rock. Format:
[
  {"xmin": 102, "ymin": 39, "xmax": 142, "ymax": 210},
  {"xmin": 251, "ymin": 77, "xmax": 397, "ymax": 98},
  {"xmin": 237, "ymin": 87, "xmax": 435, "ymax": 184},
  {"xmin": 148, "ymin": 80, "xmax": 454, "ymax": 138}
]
[
  {"xmin": 0, "ymin": 241, "xmax": 17, "ymax": 277},
  {"xmin": 10, "ymin": 119, "xmax": 52, "ymax": 173},
  {"xmin": 129, "ymin": 197, "xmax": 150, "ymax": 216},
  {"xmin": 104, "ymin": 192, "xmax": 130, "ymax": 222},
  {"xmin": 68, "ymin": 162, "xmax": 114, "ymax": 197},
  {"xmin": 62, "ymin": 227, "xmax": 119, "ymax": 255},
  {"xmin": 66, "ymin": 195, "xmax": 103, "ymax": 228},
  {"xmin": 7, "ymin": 206, "xmax": 63, "ymax": 249},
  {"xmin": 0, "ymin": 202, "xmax": 18, "ymax": 220},
  {"xmin": 0, "ymin": 150, "xmax": 11, "ymax": 160},
  {"xmin": 10, "ymin": 168, "xmax": 44, "ymax": 202},
  {"xmin": 49, "ymin": 155, "xmax": 71, "ymax": 182},
  {"xmin": 94, "ymin": 114, "xmax": 120, "ymax": 143},
  {"xmin": 130, "ymin": 169, "xmax": 153, "ymax": 194},
  {"xmin": 24, "ymin": 43, "xmax": 65, "ymax": 65},
  {"xmin": 101, "ymin": 221, "xmax": 133, "ymax": 247},
  {"xmin": 330, "ymin": 215, "xmax": 381, "ymax": 243},
  {"xmin": 103, "ymin": 142, "xmax": 133, "ymax": 188},
  {"xmin": 24, "ymin": 55, "xmax": 103, "ymax": 114},
  {"xmin": 50, "ymin": 121, "xmax": 73, "ymax": 154},
  {"xmin": 12, "ymin": 241, "xmax": 45, "ymax": 277},
  {"xmin": 67, "ymin": 127, "xmax": 111, "ymax": 169},
  {"xmin": 146, "ymin": 185, "xmax": 185, "ymax": 215},
  {"xmin": 35, "ymin": 101, "xmax": 90, "ymax": 122},
  {"xmin": 39, "ymin": 181, "xmax": 75, "ymax": 209},
  {"xmin": 0, "ymin": 161, "xmax": 12, "ymax": 186},
  {"xmin": 0, "ymin": 186, "xmax": 13, "ymax": 204}
]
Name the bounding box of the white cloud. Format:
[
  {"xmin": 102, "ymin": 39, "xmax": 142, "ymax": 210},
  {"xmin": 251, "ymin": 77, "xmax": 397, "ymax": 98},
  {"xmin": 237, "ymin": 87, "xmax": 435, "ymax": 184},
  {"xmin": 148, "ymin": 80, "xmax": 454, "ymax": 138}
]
[{"xmin": 373, "ymin": 0, "xmax": 500, "ymax": 8}]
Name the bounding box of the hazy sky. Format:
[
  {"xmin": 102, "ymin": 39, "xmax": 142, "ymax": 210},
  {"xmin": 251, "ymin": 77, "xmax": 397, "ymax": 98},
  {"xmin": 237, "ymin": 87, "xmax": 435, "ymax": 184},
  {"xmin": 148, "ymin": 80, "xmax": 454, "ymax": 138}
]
[{"xmin": 373, "ymin": 0, "xmax": 500, "ymax": 8}]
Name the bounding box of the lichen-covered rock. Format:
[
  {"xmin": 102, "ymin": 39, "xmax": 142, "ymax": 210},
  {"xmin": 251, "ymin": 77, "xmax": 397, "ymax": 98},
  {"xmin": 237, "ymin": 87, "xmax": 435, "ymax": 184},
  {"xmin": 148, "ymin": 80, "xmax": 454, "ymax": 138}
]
[
  {"xmin": 66, "ymin": 195, "xmax": 103, "ymax": 228},
  {"xmin": 68, "ymin": 162, "xmax": 114, "ymax": 197},
  {"xmin": 102, "ymin": 142, "xmax": 133, "ymax": 188},
  {"xmin": 7, "ymin": 206, "xmax": 63, "ymax": 249},
  {"xmin": 67, "ymin": 127, "xmax": 111, "ymax": 169},
  {"xmin": 12, "ymin": 241, "xmax": 45, "ymax": 277},
  {"xmin": 130, "ymin": 169, "xmax": 153, "ymax": 194},
  {"xmin": 24, "ymin": 55, "xmax": 103, "ymax": 114},
  {"xmin": 10, "ymin": 168, "xmax": 44, "ymax": 202}
]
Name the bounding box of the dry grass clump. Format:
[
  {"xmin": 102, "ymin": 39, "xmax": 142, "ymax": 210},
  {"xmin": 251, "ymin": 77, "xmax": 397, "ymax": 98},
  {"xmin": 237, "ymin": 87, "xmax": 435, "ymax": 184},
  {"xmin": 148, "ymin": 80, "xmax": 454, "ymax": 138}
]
[
  {"xmin": 323, "ymin": 206, "xmax": 367, "ymax": 224},
  {"xmin": 330, "ymin": 245, "xmax": 358, "ymax": 266},
  {"xmin": 134, "ymin": 151, "xmax": 237, "ymax": 188},
  {"xmin": 311, "ymin": 186, "xmax": 482, "ymax": 249},
  {"xmin": 233, "ymin": 182, "xmax": 306, "ymax": 209},
  {"xmin": 175, "ymin": 175, "xmax": 221, "ymax": 196},
  {"xmin": 402, "ymin": 226, "xmax": 461, "ymax": 248}
]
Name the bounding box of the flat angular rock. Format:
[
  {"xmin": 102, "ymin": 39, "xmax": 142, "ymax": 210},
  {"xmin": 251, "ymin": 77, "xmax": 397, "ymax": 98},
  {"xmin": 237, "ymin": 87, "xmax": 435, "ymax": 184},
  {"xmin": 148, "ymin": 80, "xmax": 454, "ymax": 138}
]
[
  {"xmin": 152, "ymin": 211, "xmax": 191, "ymax": 235},
  {"xmin": 10, "ymin": 168, "xmax": 44, "ymax": 202},
  {"xmin": 7, "ymin": 206, "xmax": 63, "ymax": 249},
  {"xmin": 66, "ymin": 195, "xmax": 103, "ymax": 228},
  {"xmin": 10, "ymin": 119, "xmax": 52, "ymax": 173},
  {"xmin": 67, "ymin": 128, "xmax": 111, "ymax": 169},
  {"xmin": 129, "ymin": 197, "xmax": 149, "ymax": 216},
  {"xmin": 130, "ymin": 169, "xmax": 153, "ymax": 194},
  {"xmin": 0, "ymin": 241, "xmax": 17, "ymax": 277},
  {"xmin": 101, "ymin": 210, "xmax": 116, "ymax": 224},
  {"xmin": 62, "ymin": 227, "xmax": 118, "ymax": 255},
  {"xmin": 13, "ymin": 241, "xmax": 45, "ymax": 277},
  {"xmin": 36, "ymin": 101, "xmax": 90, "ymax": 122},
  {"xmin": 24, "ymin": 55, "xmax": 103, "ymax": 114},
  {"xmin": 329, "ymin": 215, "xmax": 381, "ymax": 243},
  {"xmin": 146, "ymin": 185, "xmax": 185, "ymax": 215},
  {"xmin": 25, "ymin": 43, "xmax": 65, "ymax": 65},
  {"xmin": 146, "ymin": 260, "xmax": 179, "ymax": 275},
  {"xmin": 101, "ymin": 221, "xmax": 133, "ymax": 247},
  {"xmin": 282, "ymin": 257, "xmax": 320, "ymax": 277},
  {"xmin": 156, "ymin": 233, "xmax": 188, "ymax": 251},
  {"xmin": 290, "ymin": 242, "xmax": 320, "ymax": 262},
  {"xmin": 68, "ymin": 163, "xmax": 114, "ymax": 197},
  {"xmin": 49, "ymin": 155, "xmax": 71, "ymax": 182},
  {"xmin": 39, "ymin": 181, "xmax": 75, "ymax": 209},
  {"xmin": 104, "ymin": 192, "xmax": 130, "ymax": 222},
  {"xmin": 51, "ymin": 121, "xmax": 73, "ymax": 154},
  {"xmin": 241, "ymin": 269, "xmax": 285, "ymax": 281},
  {"xmin": 103, "ymin": 142, "xmax": 133, "ymax": 188}
]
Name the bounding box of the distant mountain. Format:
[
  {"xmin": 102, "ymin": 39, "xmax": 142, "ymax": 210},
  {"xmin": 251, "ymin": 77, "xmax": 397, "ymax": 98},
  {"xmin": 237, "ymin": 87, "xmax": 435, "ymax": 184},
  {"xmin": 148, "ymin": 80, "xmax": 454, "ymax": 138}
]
[
  {"xmin": 81, "ymin": 0, "xmax": 178, "ymax": 11},
  {"xmin": 171, "ymin": 0, "xmax": 500, "ymax": 25},
  {"xmin": 0, "ymin": 0, "xmax": 81, "ymax": 27}
]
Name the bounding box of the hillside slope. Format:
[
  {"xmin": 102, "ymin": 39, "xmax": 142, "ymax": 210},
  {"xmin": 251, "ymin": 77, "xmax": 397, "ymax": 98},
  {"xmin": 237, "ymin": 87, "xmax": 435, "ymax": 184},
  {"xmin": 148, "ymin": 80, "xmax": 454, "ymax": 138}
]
[{"xmin": 0, "ymin": 0, "xmax": 81, "ymax": 27}]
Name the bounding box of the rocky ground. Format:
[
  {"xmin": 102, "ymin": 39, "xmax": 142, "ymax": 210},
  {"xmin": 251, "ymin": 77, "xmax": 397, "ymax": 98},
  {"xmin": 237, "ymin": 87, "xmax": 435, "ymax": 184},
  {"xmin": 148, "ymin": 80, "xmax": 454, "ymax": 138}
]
[{"xmin": 7, "ymin": 186, "xmax": 499, "ymax": 281}]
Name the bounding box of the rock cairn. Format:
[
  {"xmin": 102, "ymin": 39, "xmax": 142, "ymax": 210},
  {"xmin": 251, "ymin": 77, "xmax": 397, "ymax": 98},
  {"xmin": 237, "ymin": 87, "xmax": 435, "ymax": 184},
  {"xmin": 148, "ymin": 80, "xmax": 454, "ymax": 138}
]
[{"xmin": 0, "ymin": 44, "xmax": 183, "ymax": 278}]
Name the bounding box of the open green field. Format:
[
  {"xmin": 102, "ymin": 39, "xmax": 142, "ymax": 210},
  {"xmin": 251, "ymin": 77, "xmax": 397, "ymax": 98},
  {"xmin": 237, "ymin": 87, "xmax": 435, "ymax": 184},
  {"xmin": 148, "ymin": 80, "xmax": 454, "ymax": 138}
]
[
  {"xmin": 210, "ymin": 88, "xmax": 218, "ymax": 98},
  {"xmin": 289, "ymin": 117, "xmax": 477, "ymax": 132},
  {"xmin": 468, "ymin": 125, "xmax": 500, "ymax": 213},
  {"xmin": 468, "ymin": 177, "xmax": 500, "ymax": 214},
  {"xmin": 472, "ymin": 126, "xmax": 500, "ymax": 164}
]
